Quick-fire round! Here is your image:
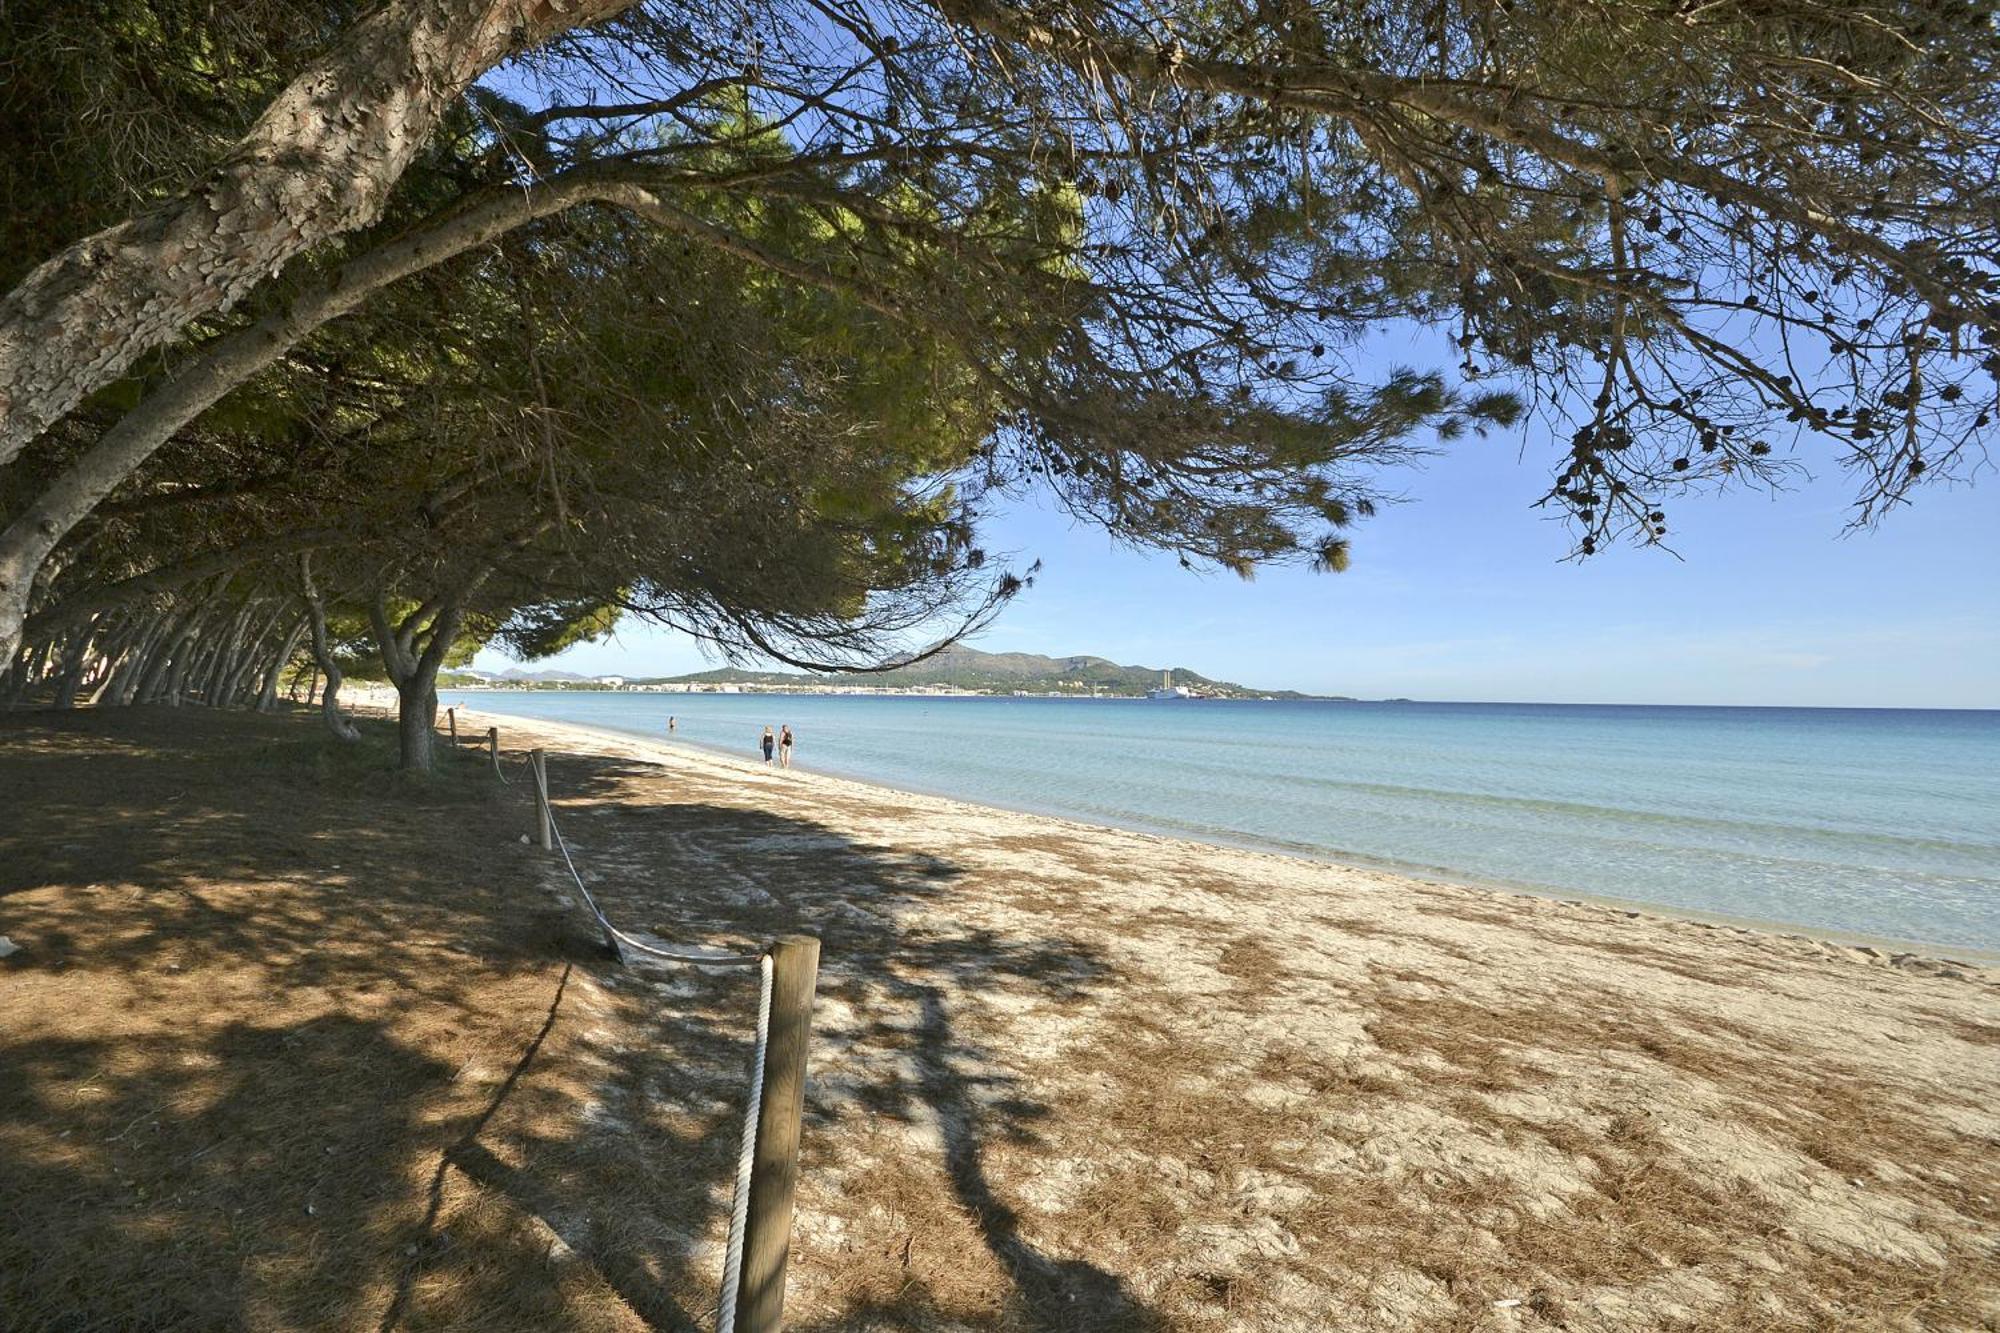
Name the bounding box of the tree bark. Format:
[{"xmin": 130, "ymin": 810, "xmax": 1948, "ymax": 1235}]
[
  {"xmin": 50, "ymin": 631, "xmax": 90, "ymax": 709},
  {"xmin": 0, "ymin": 0, "xmax": 640, "ymax": 465},
  {"xmin": 221, "ymin": 601, "xmax": 285, "ymax": 705},
  {"xmin": 368, "ymin": 587, "xmax": 468, "ymax": 772},
  {"xmin": 258, "ymin": 617, "xmax": 310, "ymax": 712},
  {"xmin": 130, "ymin": 610, "xmax": 190, "ymax": 704},
  {"xmin": 171, "ymin": 617, "xmax": 223, "ymax": 706},
  {"xmin": 199, "ymin": 601, "xmax": 256, "ymax": 705},
  {"xmin": 139, "ymin": 588, "xmax": 221, "ymax": 704},
  {"xmin": 395, "ymin": 676, "xmax": 439, "ymax": 772},
  {"xmin": 5, "ymin": 640, "xmax": 50, "ymax": 703},
  {"xmin": 100, "ymin": 614, "xmax": 161, "ymax": 706},
  {"xmin": 113, "ymin": 613, "xmax": 172, "ymax": 706},
  {"xmin": 22, "ymin": 532, "xmax": 338, "ymax": 649},
  {"xmin": 300, "ymin": 556, "xmax": 360, "ymax": 743},
  {"xmin": 78, "ymin": 614, "xmax": 140, "ymax": 705},
  {"xmin": 0, "ymin": 163, "xmax": 668, "ymax": 667},
  {"xmin": 162, "ymin": 642, "xmax": 197, "ymax": 706}
]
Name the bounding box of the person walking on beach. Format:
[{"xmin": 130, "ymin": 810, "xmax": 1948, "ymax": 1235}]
[
  {"xmin": 760, "ymin": 725, "xmax": 775, "ymax": 763},
  {"xmin": 779, "ymin": 724, "xmax": 794, "ymax": 769}
]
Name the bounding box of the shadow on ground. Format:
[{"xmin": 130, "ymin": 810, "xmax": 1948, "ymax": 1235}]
[{"xmin": 0, "ymin": 706, "xmax": 1159, "ymax": 1331}]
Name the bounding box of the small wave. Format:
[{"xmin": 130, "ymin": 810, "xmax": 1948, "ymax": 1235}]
[{"xmin": 1256, "ymin": 772, "xmax": 2000, "ymax": 857}]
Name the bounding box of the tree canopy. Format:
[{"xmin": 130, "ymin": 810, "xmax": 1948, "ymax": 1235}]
[{"xmin": 0, "ymin": 0, "xmax": 1994, "ymax": 760}]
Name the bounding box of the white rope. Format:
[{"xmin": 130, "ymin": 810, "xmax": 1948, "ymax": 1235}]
[
  {"xmin": 546, "ymin": 804, "xmax": 765, "ymax": 967},
  {"xmin": 716, "ymin": 951, "xmax": 774, "ymax": 1333},
  {"xmin": 529, "ymin": 761, "xmax": 780, "ymax": 1332}
]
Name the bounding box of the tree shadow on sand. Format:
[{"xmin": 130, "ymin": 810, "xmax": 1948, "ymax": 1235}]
[{"xmin": 1, "ymin": 709, "xmax": 1163, "ymax": 1331}]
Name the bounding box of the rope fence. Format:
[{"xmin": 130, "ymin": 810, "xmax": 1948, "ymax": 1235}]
[
  {"xmin": 441, "ymin": 708, "xmax": 512, "ymax": 784},
  {"xmin": 510, "ymin": 737, "xmax": 818, "ymax": 1333}
]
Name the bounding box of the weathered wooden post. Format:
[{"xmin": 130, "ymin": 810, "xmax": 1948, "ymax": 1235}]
[
  {"xmin": 530, "ymin": 749, "xmax": 553, "ymax": 850},
  {"xmin": 487, "ymin": 726, "xmax": 501, "ymax": 777},
  {"xmin": 731, "ymin": 934, "xmax": 821, "ymax": 1333},
  {"xmin": 446, "ymin": 706, "xmax": 458, "ymax": 747}
]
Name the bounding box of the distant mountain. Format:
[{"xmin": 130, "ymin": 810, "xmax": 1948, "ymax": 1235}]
[{"xmin": 639, "ymin": 646, "xmax": 1339, "ymax": 699}]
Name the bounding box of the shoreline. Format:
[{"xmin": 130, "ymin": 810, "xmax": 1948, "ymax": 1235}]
[
  {"xmin": 440, "ymin": 696, "xmax": 2000, "ymax": 974},
  {"xmin": 10, "ymin": 701, "xmax": 1998, "ymax": 1330},
  {"xmin": 437, "ymin": 686, "xmax": 2000, "ymax": 712}
]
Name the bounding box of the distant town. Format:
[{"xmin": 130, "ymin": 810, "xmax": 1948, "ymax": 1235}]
[
  {"xmin": 439, "ymin": 647, "xmax": 1356, "ymax": 701},
  {"xmin": 445, "ymin": 676, "xmax": 1181, "ymax": 698}
]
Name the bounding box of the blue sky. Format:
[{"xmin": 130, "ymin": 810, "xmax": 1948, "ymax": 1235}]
[
  {"xmin": 470, "ymin": 61, "xmax": 1998, "ymax": 709},
  {"xmin": 477, "ymin": 418, "xmax": 1999, "ymax": 707}
]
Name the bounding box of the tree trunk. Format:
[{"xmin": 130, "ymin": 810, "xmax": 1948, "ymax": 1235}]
[
  {"xmin": 200, "ymin": 602, "xmax": 255, "ymax": 705},
  {"xmin": 73, "ymin": 614, "xmax": 137, "ymax": 706},
  {"xmin": 181, "ymin": 634, "xmax": 217, "ymax": 705},
  {"xmin": 257, "ymin": 618, "xmax": 309, "ymax": 712},
  {"xmin": 0, "ymin": 643, "xmax": 25, "ymax": 700},
  {"xmin": 170, "ymin": 611, "xmax": 229, "ymax": 705},
  {"xmin": 395, "ymin": 677, "xmax": 438, "ymax": 772},
  {"xmin": 51, "ymin": 632, "xmax": 89, "ymax": 709},
  {"xmin": 146, "ymin": 590, "xmax": 221, "ymax": 705},
  {"xmin": 315, "ymin": 653, "xmax": 358, "ymax": 741},
  {"xmin": 131, "ymin": 609, "xmax": 195, "ymax": 704},
  {"xmin": 0, "ymin": 163, "xmax": 669, "ymax": 667},
  {"xmin": 0, "ymin": 0, "xmax": 639, "ymax": 465},
  {"xmin": 368, "ymin": 586, "xmax": 468, "ymax": 773},
  {"xmin": 87, "ymin": 629, "xmax": 136, "ymax": 706},
  {"xmin": 221, "ymin": 602, "xmax": 284, "ymax": 705},
  {"xmin": 163, "ymin": 642, "xmax": 197, "ymax": 706},
  {"xmin": 22, "ymin": 534, "xmax": 338, "ymax": 651},
  {"xmin": 7, "ymin": 640, "xmax": 50, "ymax": 703},
  {"xmin": 300, "ymin": 558, "xmax": 360, "ymax": 742},
  {"xmin": 112, "ymin": 614, "xmax": 170, "ymax": 706}
]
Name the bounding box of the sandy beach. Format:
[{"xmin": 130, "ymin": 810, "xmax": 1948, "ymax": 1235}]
[
  {"xmin": 449, "ymin": 702, "xmax": 2000, "ymax": 1330},
  {"xmin": 4, "ymin": 701, "xmax": 1997, "ymax": 1331}
]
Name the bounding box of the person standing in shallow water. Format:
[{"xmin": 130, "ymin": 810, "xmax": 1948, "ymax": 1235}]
[
  {"xmin": 779, "ymin": 725, "xmax": 794, "ymax": 769},
  {"xmin": 667, "ymin": 715, "xmax": 676, "ymax": 735},
  {"xmin": 760, "ymin": 726, "xmax": 775, "ymax": 762}
]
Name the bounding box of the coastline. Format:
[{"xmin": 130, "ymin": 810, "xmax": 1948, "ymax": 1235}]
[
  {"xmin": 8, "ymin": 700, "xmax": 1998, "ymax": 1330},
  {"xmin": 440, "ymin": 694, "xmax": 2000, "ymax": 970},
  {"xmin": 446, "ymin": 696, "xmax": 1999, "ymax": 1327}
]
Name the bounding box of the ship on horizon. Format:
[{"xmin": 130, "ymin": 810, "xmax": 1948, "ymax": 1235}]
[{"xmin": 1147, "ymin": 670, "xmax": 1195, "ymax": 700}]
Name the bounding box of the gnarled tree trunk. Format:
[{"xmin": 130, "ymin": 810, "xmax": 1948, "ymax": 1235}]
[
  {"xmin": 6, "ymin": 640, "xmax": 50, "ymax": 703},
  {"xmin": 219, "ymin": 601, "xmax": 284, "ymax": 705},
  {"xmin": 50, "ymin": 631, "xmax": 90, "ymax": 709},
  {"xmin": 367, "ymin": 583, "xmax": 475, "ymax": 773},
  {"xmin": 395, "ymin": 676, "xmax": 441, "ymax": 772},
  {"xmin": 257, "ymin": 617, "xmax": 309, "ymax": 712},
  {"xmin": 300, "ymin": 556, "xmax": 359, "ymax": 743},
  {"xmin": 0, "ymin": 163, "xmax": 668, "ymax": 668},
  {"xmin": 131, "ymin": 608, "xmax": 194, "ymax": 704},
  {"xmin": 198, "ymin": 601, "xmax": 256, "ymax": 705},
  {"xmin": 0, "ymin": 0, "xmax": 639, "ymax": 466},
  {"xmin": 111, "ymin": 613, "xmax": 171, "ymax": 706}
]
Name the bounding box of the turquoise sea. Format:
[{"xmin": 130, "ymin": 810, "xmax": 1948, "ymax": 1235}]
[{"xmin": 441, "ymin": 691, "xmax": 2000, "ymax": 953}]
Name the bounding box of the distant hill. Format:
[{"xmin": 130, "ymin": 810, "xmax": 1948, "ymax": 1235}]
[{"xmin": 639, "ymin": 646, "xmax": 1338, "ymax": 698}]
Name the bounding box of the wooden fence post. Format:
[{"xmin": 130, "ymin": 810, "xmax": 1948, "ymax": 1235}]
[
  {"xmin": 733, "ymin": 934, "xmax": 821, "ymax": 1333},
  {"xmin": 446, "ymin": 706, "xmax": 458, "ymax": 747},
  {"xmin": 530, "ymin": 749, "xmax": 553, "ymax": 850}
]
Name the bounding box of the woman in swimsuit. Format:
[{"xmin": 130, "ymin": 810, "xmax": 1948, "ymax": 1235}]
[
  {"xmin": 779, "ymin": 725, "xmax": 794, "ymax": 769},
  {"xmin": 760, "ymin": 726, "xmax": 775, "ymax": 762}
]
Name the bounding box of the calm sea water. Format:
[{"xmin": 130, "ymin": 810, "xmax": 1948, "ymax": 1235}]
[{"xmin": 441, "ymin": 690, "xmax": 2000, "ymax": 952}]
